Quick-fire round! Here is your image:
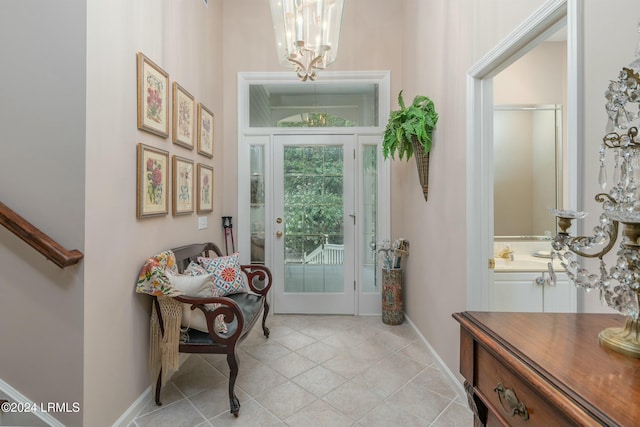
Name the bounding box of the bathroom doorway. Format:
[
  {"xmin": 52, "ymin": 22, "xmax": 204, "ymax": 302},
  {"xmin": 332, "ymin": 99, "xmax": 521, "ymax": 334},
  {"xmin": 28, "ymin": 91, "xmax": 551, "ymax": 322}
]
[{"xmin": 466, "ymin": 0, "xmax": 582, "ymax": 310}]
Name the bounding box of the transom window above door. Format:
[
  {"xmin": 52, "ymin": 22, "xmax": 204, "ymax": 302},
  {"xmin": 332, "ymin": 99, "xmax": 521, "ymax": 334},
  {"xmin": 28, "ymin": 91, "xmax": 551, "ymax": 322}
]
[{"xmin": 249, "ymin": 83, "xmax": 379, "ymax": 128}]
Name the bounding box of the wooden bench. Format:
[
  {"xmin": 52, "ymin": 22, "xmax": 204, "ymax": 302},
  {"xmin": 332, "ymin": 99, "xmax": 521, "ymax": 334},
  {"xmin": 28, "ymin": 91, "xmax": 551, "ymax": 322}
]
[{"xmin": 153, "ymin": 242, "xmax": 271, "ymax": 417}]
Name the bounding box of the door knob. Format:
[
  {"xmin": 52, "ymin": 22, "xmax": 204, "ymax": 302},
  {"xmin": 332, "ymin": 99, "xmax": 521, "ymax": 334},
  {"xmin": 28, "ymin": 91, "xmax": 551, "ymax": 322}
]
[
  {"xmin": 276, "ymin": 230, "xmax": 283, "ymax": 238},
  {"xmin": 276, "ymin": 217, "xmax": 283, "ymax": 224}
]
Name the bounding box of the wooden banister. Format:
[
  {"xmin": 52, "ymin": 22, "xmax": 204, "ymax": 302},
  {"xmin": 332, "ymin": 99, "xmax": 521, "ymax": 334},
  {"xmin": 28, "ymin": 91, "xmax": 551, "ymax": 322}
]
[{"xmin": 0, "ymin": 201, "xmax": 83, "ymax": 268}]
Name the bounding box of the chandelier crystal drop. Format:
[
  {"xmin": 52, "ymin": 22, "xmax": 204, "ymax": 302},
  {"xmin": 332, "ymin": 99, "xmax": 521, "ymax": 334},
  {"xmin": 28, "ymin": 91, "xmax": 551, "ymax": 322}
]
[
  {"xmin": 270, "ymin": 0, "xmax": 344, "ymax": 81},
  {"xmin": 549, "ymin": 20, "xmax": 640, "ymax": 358}
]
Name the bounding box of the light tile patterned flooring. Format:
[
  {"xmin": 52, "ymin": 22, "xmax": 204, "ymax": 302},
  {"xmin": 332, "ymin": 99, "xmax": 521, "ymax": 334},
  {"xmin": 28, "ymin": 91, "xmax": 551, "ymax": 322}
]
[{"xmin": 130, "ymin": 315, "xmax": 473, "ymax": 427}]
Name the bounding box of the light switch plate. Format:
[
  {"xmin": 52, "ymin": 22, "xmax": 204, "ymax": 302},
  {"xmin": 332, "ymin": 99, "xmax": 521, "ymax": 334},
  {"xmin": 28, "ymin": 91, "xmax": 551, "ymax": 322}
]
[{"xmin": 198, "ymin": 216, "xmax": 208, "ymax": 230}]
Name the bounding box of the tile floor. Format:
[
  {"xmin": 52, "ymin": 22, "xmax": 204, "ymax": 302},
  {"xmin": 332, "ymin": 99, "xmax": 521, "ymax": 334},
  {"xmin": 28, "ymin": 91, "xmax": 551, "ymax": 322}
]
[{"xmin": 130, "ymin": 315, "xmax": 473, "ymax": 427}]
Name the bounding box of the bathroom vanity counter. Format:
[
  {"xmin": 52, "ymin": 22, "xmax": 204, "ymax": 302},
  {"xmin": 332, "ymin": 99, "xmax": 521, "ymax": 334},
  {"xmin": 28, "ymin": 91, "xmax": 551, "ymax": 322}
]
[
  {"xmin": 491, "ymin": 261, "xmax": 575, "ymax": 313},
  {"xmin": 491, "ymin": 242, "xmax": 576, "ymax": 313},
  {"xmin": 493, "ymin": 255, "xmax": 565, "ymax": 272}
]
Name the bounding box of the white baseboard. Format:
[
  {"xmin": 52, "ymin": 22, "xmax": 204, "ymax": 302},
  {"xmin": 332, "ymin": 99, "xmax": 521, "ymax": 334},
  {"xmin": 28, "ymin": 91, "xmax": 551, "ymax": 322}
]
[
  {"xmin": 0, "ymin": 379, "xmax": 65, "ymax": 427},
  {"xmin": 110, "ymin": 386, "xmax": 151, "ymax": 427},
  {"xmin": 111, "ymin": 353, "xmax": 191, "ymax": 427},
  {"xmin": 404, "ymin": 314, "xmax": 467, "ymax": 401}
]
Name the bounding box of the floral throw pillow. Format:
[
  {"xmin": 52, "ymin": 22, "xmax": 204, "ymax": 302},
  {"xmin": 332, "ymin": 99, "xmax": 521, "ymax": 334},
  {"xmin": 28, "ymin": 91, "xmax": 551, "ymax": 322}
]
[
  {"xmin": 136, "ymin": 250, "xmax": 180, "ymax": 296},
  {"xmin": 184, "ymin": 261, "xmax": 209, "ymax": 277},
  {"xmin": 197, "ymin": 253, "xmax": 246, "ymax": 296}
]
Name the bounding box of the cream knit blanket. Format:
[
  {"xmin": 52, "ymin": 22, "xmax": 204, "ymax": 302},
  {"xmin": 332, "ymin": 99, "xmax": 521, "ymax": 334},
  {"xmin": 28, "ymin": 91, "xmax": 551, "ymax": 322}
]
[
  {"xmin": 149, "ymin": 296, "xmax": 182, "ymax": 389},
  {"xmin": 135, "ymin": 250, "xmax": 182, "ymax": 389}
]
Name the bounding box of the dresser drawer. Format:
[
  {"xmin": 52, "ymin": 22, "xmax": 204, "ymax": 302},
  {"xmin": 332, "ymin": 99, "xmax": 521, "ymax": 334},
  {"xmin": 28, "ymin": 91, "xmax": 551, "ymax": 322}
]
[{"xmin": 475, "ymin": 344, "xmax": 576, "ymax": 427}]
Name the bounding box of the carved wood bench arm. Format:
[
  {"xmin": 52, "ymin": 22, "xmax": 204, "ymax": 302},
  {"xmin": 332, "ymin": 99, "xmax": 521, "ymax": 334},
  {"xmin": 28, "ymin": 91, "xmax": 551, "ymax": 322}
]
[
  {"xmin": 240, "ymin": 265, "xmax": 272, "ymax": 296},
  {"xmin": 174, "ymin": 295, "xmax": 244, "ymax": 344}
]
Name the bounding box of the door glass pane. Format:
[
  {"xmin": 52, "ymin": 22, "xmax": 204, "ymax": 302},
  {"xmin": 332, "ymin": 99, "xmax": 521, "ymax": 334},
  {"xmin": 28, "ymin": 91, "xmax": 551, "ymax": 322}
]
[
  {"xmin": 362, "ymin": 145, "xmax": 378, "ymax": 292},
  {"xmin": 249, "ymin": 83, "xmax": 379, "ymax": 127},
  {"xmin": 250, "ymin": 145, "xmax": 265, "ymax": 264},
  {"xmin": 284, "ymin": 145, "xmax": 344, "ymax": 293}
]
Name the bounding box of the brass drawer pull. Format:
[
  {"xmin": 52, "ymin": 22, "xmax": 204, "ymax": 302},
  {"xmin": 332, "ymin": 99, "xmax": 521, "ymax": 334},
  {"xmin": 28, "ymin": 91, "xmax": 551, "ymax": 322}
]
[{"xmin": 493, "ymin": 382, "xmax": 529, "ymax": 420}]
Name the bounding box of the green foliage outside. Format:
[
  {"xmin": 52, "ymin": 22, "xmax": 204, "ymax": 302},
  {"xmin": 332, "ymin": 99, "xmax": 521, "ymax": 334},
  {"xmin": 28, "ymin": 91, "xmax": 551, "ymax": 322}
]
[
  {"xmin": 283, "ymin": 145, "xmax": 344, "ymax": 260},
  {"xmin": 278, "ymin": 112, "xmax": 356, "ymax": 128}
]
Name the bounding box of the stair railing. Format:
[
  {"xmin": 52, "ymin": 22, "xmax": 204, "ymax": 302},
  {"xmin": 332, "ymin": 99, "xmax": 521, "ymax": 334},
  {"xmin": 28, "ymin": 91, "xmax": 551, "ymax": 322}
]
[{"xmin": 0, "ymin": 201, "xmax": 83, "ymax": 268}]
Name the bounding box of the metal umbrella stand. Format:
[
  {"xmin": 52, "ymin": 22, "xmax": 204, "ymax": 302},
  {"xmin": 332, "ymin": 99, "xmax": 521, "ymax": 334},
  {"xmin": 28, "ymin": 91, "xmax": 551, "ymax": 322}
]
[{"xmin": 222, "ymin": 216, "xmax": 235, "ymax": 255}]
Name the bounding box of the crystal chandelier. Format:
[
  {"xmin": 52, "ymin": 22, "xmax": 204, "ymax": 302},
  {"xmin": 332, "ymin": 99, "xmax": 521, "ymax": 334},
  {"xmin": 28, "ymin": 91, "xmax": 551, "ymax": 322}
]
[
  {"xmin": 270, "ymin": 0, "xmax": 344, "ymax": 81},
  {"xmin": 550, "ymin": 23, "xmax": 640, "ymax": 358}
]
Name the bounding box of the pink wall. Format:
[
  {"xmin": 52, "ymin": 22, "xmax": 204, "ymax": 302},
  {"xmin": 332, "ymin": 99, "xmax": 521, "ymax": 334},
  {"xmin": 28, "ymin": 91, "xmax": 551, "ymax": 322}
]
[
  {"xmin": 579, "ymin": 0, "xmax": 638, "ymax": 314},
  {"xmin": 84, "ymin": 1, "xmax": 224, "ymax": 425},
  {"xmin": 494, "ymin": 42, "xmax": 567, "ymax": 105},
  {"xmin": 399, "ymin": 0, "xmax": 548, "ymax": 379},
  {"xmin": 0, "ymin": 2, "xmax": 86, "ymax": 426},
  {"xmin": 399, "ymin": 0, "xmax": 471, "ymax": 382}
]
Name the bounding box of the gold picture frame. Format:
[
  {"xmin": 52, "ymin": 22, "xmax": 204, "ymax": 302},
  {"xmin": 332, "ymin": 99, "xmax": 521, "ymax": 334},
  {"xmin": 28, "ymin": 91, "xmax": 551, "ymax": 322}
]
[
  {"xmin": 172, "ymin": 155, "xmax": 194, "ymax": 215},
  {"xmin": 197, "ymin": 103, "xmax": 214, "ymax": 158},
  {"xmin": 137, "ymin": 143, "xmax": 170, "ymax": 218},
  {"xmin": 137, "ymin": 52, "xmax": 169, "ymax": 137},
  {"xmin": 172, "ymin": 82, "xmax": 195, "ymax": 149},
  {"xmin": 197, "ymin": 163, "xmax": 213, "ymax": 213}
]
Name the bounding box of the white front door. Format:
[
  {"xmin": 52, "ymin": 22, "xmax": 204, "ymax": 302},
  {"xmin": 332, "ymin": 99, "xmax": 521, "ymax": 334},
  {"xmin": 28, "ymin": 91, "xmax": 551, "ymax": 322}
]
[{"xmin": 272, "ymin": 134, "xmax": 356, "ymax": 314}]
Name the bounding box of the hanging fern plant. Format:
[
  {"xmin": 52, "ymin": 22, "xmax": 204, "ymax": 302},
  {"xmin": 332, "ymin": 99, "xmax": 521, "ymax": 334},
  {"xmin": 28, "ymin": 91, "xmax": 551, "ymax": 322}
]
[{"xmin": 382, "ymin": 90, "xmax": 439, "ymax": 160}]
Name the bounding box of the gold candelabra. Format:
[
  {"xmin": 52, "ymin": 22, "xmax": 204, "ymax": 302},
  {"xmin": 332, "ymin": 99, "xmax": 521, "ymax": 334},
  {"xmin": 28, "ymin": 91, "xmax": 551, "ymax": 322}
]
[{"xmin": 550, "ymin": 51, "xmax": 640, "ymax": 357}]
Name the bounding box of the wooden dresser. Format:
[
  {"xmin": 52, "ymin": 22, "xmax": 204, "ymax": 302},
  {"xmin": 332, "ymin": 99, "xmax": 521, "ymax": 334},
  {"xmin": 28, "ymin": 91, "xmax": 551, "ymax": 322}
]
[{"xmin": 453, "ymin": 311, "xmax": 640, "ymax": 426}]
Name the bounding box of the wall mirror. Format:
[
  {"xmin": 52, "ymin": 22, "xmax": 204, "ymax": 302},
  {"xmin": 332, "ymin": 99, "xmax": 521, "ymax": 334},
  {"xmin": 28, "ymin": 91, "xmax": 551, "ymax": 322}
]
[
  {"xmin": 493, "ymin": 104, "xmax": 563, "ymax": 239},
  {"xmin": 492, "ymin": 19, "xmax": 568, "ymax": 242}
]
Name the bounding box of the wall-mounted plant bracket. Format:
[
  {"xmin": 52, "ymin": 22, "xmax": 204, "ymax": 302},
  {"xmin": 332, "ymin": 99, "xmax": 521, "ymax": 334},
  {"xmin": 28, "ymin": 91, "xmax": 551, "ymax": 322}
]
[{"xmin": 412, "ymin": 137, "xmax": 430, "ymax": 201}]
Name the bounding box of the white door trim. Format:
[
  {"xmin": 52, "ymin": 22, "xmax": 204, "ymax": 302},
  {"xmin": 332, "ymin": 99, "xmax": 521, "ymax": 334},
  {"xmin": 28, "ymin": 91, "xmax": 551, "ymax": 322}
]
[
  {"xmin": 237, "ymin": 71, "xmax": 391, "ymax": 315},
  {"xmin": 466, "ymin": 0, "xmax": 583, "ymax": 310}
]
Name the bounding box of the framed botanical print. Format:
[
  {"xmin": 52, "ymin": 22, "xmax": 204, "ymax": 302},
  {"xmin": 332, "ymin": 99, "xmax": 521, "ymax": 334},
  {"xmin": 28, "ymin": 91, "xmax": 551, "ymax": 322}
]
[
  {"xmin": 137, "ymin": 143, "xmax": 169, "ymax": 218},
  {"xmin": 137, "ymin": 52, "xmax": 169, "ymax": 137},
  {"xmin": 197, "ymin": 163, "xmax": 213, "ymax": 213},
  {"xmin": 197, "ymin": 103, "xmax": 214, "ymax": 158},
  {"xmin": 172, "ymin": 82, "xmax": 195, "ymax": 149},
  {"xmin": 172, "ymin": 155, "xmax": 194, "ymax": 215}
]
